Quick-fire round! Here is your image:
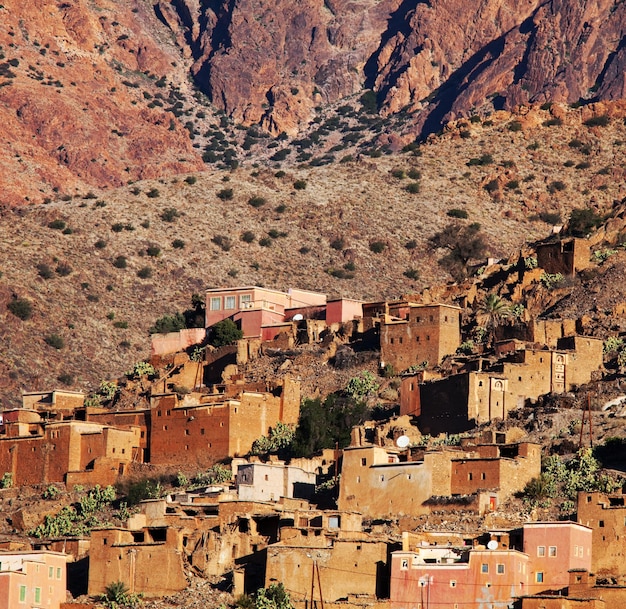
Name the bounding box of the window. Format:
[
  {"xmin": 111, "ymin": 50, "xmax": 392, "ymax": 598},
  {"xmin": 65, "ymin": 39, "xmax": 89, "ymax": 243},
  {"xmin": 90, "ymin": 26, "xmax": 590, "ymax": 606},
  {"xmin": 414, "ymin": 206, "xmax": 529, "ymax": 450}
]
[
  {"xmin": 536, "ymin": 572, "xmax": 544, "ymax": 583},
  {"xmin": 240, "ymin": 294, "xmax": 252, "ymax": 308},
  {"xmin": 468, "ymin": 473, "xmax": 473, "ymax": 481},
  {"xmin": 225, "ymin": 295, "xmax": 236, "ymax": 309},
  {"xmin": 497, "ymin": 564, "xmax": 505, "ymax": 574},
  {"xmin": 537, "ymin": 546, "xmax": 546, "ymax": 557},
  {"xmin": 401, "ymin": 559, "xmax": 409, "ymax": 570},
  {"xmin": 481, "ymin": 472, "xmax": 486, "ymax": 480},
  {"xmin": 599, "ymin": 520, "xmax": 605, "ymax": 528},
  {"xmin": 481, "ymin": 563, "xmax": 489, "ymax": 574},
  {"xmin": 19, "ymin": 585, "xmax": 26, "ymax": 603},
  {"xmin": 49, "ymin": 566, "xmax": 53, "ymax": 578},
  {"xmin": 210, "ymin": 297, "xmax": 221, "ymax": 311},
  {"xmin": 549, "ymin": 546, "xmax": 557, "ymax": 557},
  {"xmin": 361, "ymin": 458, "xmax": 367, "ymax": 466},
  {"xmin": 450, "ymin": 580, "xmax": 457, "ymax": 588},
  {"xmin": 34, "ymin": 587, "xmax": 41, "ymax": 604}
]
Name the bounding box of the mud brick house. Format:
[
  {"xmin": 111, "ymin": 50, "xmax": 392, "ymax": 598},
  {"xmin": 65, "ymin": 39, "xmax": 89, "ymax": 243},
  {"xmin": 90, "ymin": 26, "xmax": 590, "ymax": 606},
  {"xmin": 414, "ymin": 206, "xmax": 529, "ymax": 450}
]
[
  {"xmin": 0, "ymin": 550, "xmax": 67, "ymax": 609},
  {"xmin": 577, "ymin": 490, "xmax": 626, "ymax": 582},
  {"xmin": 265, "ymin": 511, "xmax": 392, "ymax": 607},
  {"xmin": 87, "ymin": 526, "xmax": 187, "ymax": 598},
  {"xmin": 149, "ymin": 377, "xmax": 300, "ymax": 467},
  {"xmin": 536, "ymin": 237, "xmax": 590, "ymax": 276},
  {"xmin": 0, "ymin": 417, "xmax": 140, "ymax": 487},
  {"xmin": 21, "ymin": 389, "xmax": 85, "ymax": 420},
  {"xmin": 390, "ymin": 522, "xmax": 592, "ymax": 609},
  {"xmin": 338, "ymin": 439, "xmax": 540, "ymax": 519},
  {"xmin": 380, "ymin": 303, "xmax": 461, "ymax": 373},
  {"xmin": 235, "ymin": 462, "xmax": 316, "ymax": 502},
  {"xmin": 416, "ymin": 336, "xmax": 603, "ymax": 434},
  {"xmin": 85, "ymin": 407, "xmax": 149, "ymax": 462}
]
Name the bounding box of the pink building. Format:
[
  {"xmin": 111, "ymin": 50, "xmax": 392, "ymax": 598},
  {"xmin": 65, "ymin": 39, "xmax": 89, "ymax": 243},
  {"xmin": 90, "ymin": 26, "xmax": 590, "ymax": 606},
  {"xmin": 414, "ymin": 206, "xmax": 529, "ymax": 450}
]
[
  {"xmin": 206, "ymin": 286, "xmax": 363, "ymax": 339},
  {"xmin": 522, "ymin": 522, "xmax": 592, "ymax": 594},
  {"xmin": 0, "ymin": 551, "xmax": 67, "ymax": 609},
  {"xmin": 391, "ymin": 547, "xmax": 529, "ymax": 609}
]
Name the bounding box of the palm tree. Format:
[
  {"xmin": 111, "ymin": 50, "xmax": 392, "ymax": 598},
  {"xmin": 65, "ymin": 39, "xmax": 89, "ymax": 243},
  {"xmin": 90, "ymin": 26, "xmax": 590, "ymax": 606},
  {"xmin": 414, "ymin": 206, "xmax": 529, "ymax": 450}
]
[{"xmin": 476, "ymin": 293, "xmax": 511, "ymax": 347}]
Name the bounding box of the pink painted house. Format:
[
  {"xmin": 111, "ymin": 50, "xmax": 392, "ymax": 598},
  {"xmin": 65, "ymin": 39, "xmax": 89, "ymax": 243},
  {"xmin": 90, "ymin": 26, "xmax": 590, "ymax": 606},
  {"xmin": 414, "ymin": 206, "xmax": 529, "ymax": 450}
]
[
  {"xmin": 206, "ymin": 286, "xmax": 363, "ymax": 339},
  {"xmin": 0, "ymin": 551, "xmax": 67, "ymax": 609},
  {"xmin": 522, "ymin": 521, "xmax": 592, "ymax": 594}
]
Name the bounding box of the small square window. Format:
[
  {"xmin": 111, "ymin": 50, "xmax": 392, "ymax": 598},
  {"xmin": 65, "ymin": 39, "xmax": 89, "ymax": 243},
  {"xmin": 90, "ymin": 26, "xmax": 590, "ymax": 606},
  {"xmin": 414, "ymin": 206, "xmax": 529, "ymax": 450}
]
[
  {"xmin": 450, "ymin": 580, "xmax": 457, "ymax": 588},
  {"xmin": 401, "ymin": 559, "xmax": 409, "ymax": 570},
  {"xmin": 549, "ymin": 546, "xmax": 557, "ymax": 557},
  {"xmin": 240, "ymin": 294, "xmax": 252, "ymax": 308},
  {"xmin": 497, "ymin": 564, "xmax": 505, "ymax": 574},
  {"xmin": 481, "ymin": 563, "xmax": 489, "ymax": 574},
  {"xmin": 599, "ymin": 520, "xmax": 605, "ymax": 528},
  {"xmin": 225, "ymin": 295, "xmax": 236, "ymax": 310},
  {"xmin": 537, "ymin": 546, "xmax": 546, "ymax": 557},
  {"xmin": 536, "ymin": 572, "xmax": 544, "ymax": 583}
]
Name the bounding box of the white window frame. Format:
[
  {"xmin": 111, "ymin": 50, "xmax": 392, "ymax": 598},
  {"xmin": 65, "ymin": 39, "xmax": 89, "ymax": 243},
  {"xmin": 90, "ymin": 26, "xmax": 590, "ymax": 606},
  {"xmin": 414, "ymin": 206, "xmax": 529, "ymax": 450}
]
[
  {"xmin": 210, "ymin": 297, "xmax": 221, "ymax": 311},
  {"xmin": 225, "ymin": 295, "xmax": 236, "ymax": 310}
]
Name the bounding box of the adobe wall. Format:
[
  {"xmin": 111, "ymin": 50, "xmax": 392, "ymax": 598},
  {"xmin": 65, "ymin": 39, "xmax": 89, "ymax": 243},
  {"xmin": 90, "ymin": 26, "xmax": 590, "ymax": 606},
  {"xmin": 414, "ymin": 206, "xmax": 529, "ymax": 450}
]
[
  {"xmin": 419, "ymin": 373, "xmax": 472, "ymax": 435},
  {"xmin": 265, "ymin": 539, "xmax": 389, "ymax": 602},
  {"xmin": 399, "ymin": 374, "xmax": 420, "ymax": 417},
  {"xmin": 150, "ymin": 328, "xmax": 206, "ymax": 357},
  {"xmin": 577, "ymin": 491, "xmax": 626, "ymax": 579},
  {"xmin": 88, "ymin": 528, "xmax": 186, "ymax": 597},
  {"xmin": 520, "ymin": 597, "xmax": 605, "ymax": 609},
  {"xmin": 449, "ymin": 458, "xmax": 502, "ymax": 495}
]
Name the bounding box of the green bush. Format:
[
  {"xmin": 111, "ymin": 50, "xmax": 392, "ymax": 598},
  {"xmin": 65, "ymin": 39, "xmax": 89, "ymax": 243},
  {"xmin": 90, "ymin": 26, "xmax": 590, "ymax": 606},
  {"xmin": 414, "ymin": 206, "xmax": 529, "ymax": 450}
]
[
  {"xmin": 160, "ymin": 207, "xmax": 180, "ymax": 222},
  {"xmin": 484, "ymin": 179, "xmax": 499, "ymax": 193},
  {"xmin": 369, "ymin": 240, "xmax": 386, "ymax": 253},
  {"xmin": 149, "ymin": 313, "xmax": 186, "ymax": 334},
  {"xmin": 137, "ymin": 267, "xmax": 152, "ymax": 279},
  {"xmin": 172, "ymin": 239, "xmax": 185, "ymax": 249},
  {"xmin": 467, "ymin": 153, "xmax": 493, "ymax": 166},
  {"xmin": 548, "ymin": 180, "xmax": 566, "ymax": 193},
  {"xmin": 56, "ymin": 262, "xmax": 72, "ymax": 276},
  {"xmin": 391, "ymin": 168, "xmax": 406, "ymax": 179},
  {"xmin": 403, "ymin": 268, "xmax": 420, "ymax": 280},
  {"xmin": 293, "ymin": 179, "xmax": 307, "ymax": 190},
  {"xmin": 405, "ymin": 181, "xmax": 420, "ymax": 194},
  {"xmin": 48, "ymin": 219, "xmax": 66, "ymax": 230},
  {"xmin": 146, "ymin": 245, "xmax": 160, "ymax": 257},
  {"xmin": 407, "ymin": 168, "xmax": 422, "ymax": 180},
  {"xmin": 248, "ymin": 195, "xmax": 266, "ymax": 208},
  {"xmin": 37, "ymin": 263, "xmax": 53, "ymax": 279},
  {"xmin": 447, "ymin": 208, "xmax": 468, "ymax": 219},
  {"xmin": 112, "ymin": 255, "xmax": 127, "ymax": 269},
  {"xmin": 146, "ymin": 187, "xmax": 160, "ymax": 198},
  {"xmin": 94, "ymin": 239, "xmax": 107, "ymax": 249},
  {"xmin": 111, "ymin": 223, "xmax": 124, "ymax": 233},
  {"xmin": 7, "ymin": 298, "xmax": 32, "ymax": 320},
  {"xmin": 44, "ymin": 334, "xmax": 64, "ymax": 349},
  {"xmin": 584, "ymin": 114, "xmax": 610, "ymax": 127},
  {"xmin": 505, "ymin": 180, "xmax": 519, "ymax": 190},
  {"xmin": 507, "ymin": 120, "xmax": 522, "ymax": 132},
  {"xmin": 217, "ymin": 187, "xmax": 234, "ymax": 200},
  {"xmin": 212, "ymin": 234, "xmax": 232, "ymax": 251},
  {"xmin": 209, "ymin": 319, "xmax": 243, "ymax": 347},
  {"xmin": 241, "ymin": 231, "xmax": 255, "ymax": 243},
  {"xmin": 184, "ymin": 175, "xmax": 197, "ymax": 185},
  {"xmin": 259, "ymin": 237, "xmax": 272, "ymax": 247}
]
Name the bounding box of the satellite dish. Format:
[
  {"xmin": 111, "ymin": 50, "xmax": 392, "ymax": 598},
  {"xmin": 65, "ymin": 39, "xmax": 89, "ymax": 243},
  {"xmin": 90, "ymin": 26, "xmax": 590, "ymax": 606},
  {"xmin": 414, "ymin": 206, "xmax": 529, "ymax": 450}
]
[
  {"xmin": 487, "ymin": 540, "xmax": 498, "ymax": 550},
  {"xmin": 293, "ymin": 314, "xmax": 304, "ymax": 321},
  {"xmin": 396, "ymin": 435, "xmax": 410, "ymax": 448}
]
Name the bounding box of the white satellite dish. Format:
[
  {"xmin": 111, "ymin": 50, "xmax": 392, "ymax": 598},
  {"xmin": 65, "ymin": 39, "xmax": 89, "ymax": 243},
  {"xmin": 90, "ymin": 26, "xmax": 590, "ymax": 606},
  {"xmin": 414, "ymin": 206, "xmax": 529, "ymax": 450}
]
[
  {"xmin": 396, "ymin": 435, "xmax": 410, "ymax": 448},
  {"xmin": 293, "ymin": 314, "xmax": 304, "ymax": 321},
  {"xmin": 487, "ymin": 540, "xmax": 498, "ymax": 550}
]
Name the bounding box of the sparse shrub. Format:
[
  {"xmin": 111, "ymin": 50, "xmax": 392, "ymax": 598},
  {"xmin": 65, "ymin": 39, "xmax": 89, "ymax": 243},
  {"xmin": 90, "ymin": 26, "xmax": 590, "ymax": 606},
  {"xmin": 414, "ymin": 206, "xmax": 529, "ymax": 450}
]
[
  {"xmin": 584, "ymin": 114, "xmax": 610, "ymax": 127},
  {"xmin": 146, "ymin": 245, "xmax": 160, "ymax": 257},
  {"xmin": 540, "ymin": 272, "xmax": 565, "ymax": 290},
  {"xmin": 111, "ymin": 223, "xmax": 124, "ymax": 233},
  {"xmin": 259, "ymin": 237, "xmax": 272, "ymax": 247},
  {"xmin": 57, "ymin": 373, "xmax": 73, "ymax": 386},
  {"xmin": 275, "ymin": 204, "xmax": 287, "ymax": 213},
  {"xmin": 564, "ymin": 160, "xmax": 575, "ymax": 167},
  {"xmin": 149, "ymin": 313, "xmax": 186, "ymax": 334},
  {"xmin": 146, "ymin": 187, "xmax": 160, "ymax": 198},
  {"xmin": 293, "ymin": 179, "xmax": 307, "ymax": 190},
  {"xmin": 467, "ymin": 153, "xmax": 493, "ymax": 166},
  {"xmin": 405, "ymin": 239, "xmax": 417, "ymax": 250},
  {"xmin": 403, "ymin": 268, "xmax": 420, "ymax": 280},
  {"xmin": 405, "ymin": 181, "xmax": 420, "ymax": 194},
  {"xmin": 447, "ymin": 208, "xmax": 468, "ymax": 219},
  {"xmin": 137, "ymin": 267, "xmax": 152, "ymax": 279},
  {"xmin": 274, "ymin": 170, "xmax": 286, "ymax": 178},
  {"xmin": 95, "ymin": 239, "xmax": 107, "ymax": 249},
  {"xmin": 330, "ymin": 237, "xmax": 345, "ymax": 250},
  {"xmin": 507, "ymin": 120, "xmax": 522, "ymax": 132},
  {"xmin": 140, "ymin": 219, "xmax": 150, "ymax": 229},
  {"xmin": 548, "ymin": 180, "xmax": 566, "ymax": 193},
  {"xmin": 484, "ymin": 179, "xmax": 499, "ymax": 193},
  {"xmin": 241, "ymin": 231, "xmax": 255, "ymax": 243},
  {"xmin": 37, "ymin": 263, "xmax": 53, "ymax": 279},
  {"xmin": 539, "ymin": 211, "xmax": 562, "ymax": 225},
  {"xmin": 44, "ymin": 334, "xmax": 64, "ymax": 349},
  {"xmin": 248, "ymin": 196, "xmax": 266, "ymax": 208},
  {"xmin": 217, "ymin": 187, "xmax": 234, "ymax": 200},
  {"xmin": 407, "ymin": 168, "xmax": 422, "ymax": 180},
  {"xmin": 391, "ymin": 168, "xmax": 406, "ymax": 179},
  {"xmin": 7, "ymin": 298, "xmax": 32, "ymax": 320},
  {"xmin": 48, "ymin": 219, "xmax": 66, "ymax": 230},
  {"xmin": 369, "ymin": 240, "xmax": 386, "ymax": 253},
  {"xmin": 184, "ymin": 175, "xmax": 197, "ymax": 185},
  {"xmin": 212, "ymin": 235, "xmax": 232, "ymax": 251},
  {"xmin": 160, "ymin": 207, "xmax": 180, "ymax": 222},
  {"xmin": 113, "ymin": 255, "xmax": 127, "ymax": 269},
  {"xmin": 299, "ymin": 246, "xmax": 310, "ymax": 254},
  {"xmin": 56, "ymin": 262, "xmax": 72, "ymax": 276},
  {"xmin": 505, "ymin": 180, "xmax": 519, "ymax": 190},
  {"xmin": 575, "ymin": 161, "xmax": 591, "ymax": 170},
  {"xmin": 359, "ymin": 90, "xmax": 378, "ymax": 114},
  {"xmin": 172, "ymin": 239, "xmax": 185, "ymax": 249},
  {"xmin": 543, "ymin": 117, "xmax": 563, "ymax": 126}
]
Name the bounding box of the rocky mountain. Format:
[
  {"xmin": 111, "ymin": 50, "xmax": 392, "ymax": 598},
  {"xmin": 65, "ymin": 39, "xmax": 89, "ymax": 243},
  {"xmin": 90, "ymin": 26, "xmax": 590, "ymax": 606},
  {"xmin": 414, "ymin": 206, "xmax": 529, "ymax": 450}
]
[{"xmin": 164, "ymin": 0, "xmax": 626, "ymax": 134}]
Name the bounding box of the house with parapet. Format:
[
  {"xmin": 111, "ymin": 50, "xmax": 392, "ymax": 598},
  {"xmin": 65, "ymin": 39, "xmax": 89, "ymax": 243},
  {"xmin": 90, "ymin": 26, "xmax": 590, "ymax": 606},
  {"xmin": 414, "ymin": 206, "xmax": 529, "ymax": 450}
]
[
  {"xmin": 338, "ymin": 433, "xmax": 540, "ymax": 519},
  {"xmin": 235, "ymin": 461, "xmax": 316, "ymax": 502},
  {"xmin": 0, "ymin": 414, "xmax": 140, "ymax": 488},
  {"xmin": 412, "ymin": 335, "xmax": 603, "ymax": 434},
  {"xmin": 390, "ymin": 522, "xmax": 592, "ymax": 609},
  {"xmin": 379, "ymin": 303, "xmax": 462, "ymax": 373},
  {"xmin": 21, "ymin": 389, "xmax": 85, "ymax": 420},
  {"xmin": 576, "ymin": 489, "xmax": 626, "ymax": 583},
  {"xmin": 205, "ymin": 285, "xmax": 363, "ymax": 341},
  {"xmin": 264, "ymin": 509, "xmax": 393, "ymax": 608},
  {"xmin": 536, "ymin": 237, "xmax": 590, "ymax": 276},
  {"xmin": 0, "ymin": 550, "xmax": 67, "ymax": 609},
  {"xmin": 148, "ymin": 376, "xmax": 300, "ymax": 467}
]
